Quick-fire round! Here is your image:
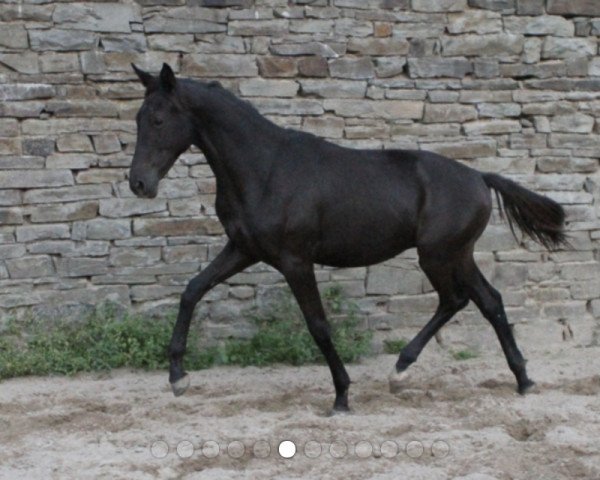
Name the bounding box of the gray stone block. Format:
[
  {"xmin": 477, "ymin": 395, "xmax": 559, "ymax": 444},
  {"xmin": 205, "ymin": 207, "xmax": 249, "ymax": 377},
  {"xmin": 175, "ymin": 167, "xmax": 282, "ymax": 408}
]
[
  {"xmin": 29, "ymin": 30, "xmax": 98, "ymax": 51},
  {"xmin": 547, "ymin": 0, "xmax": 600, "ymax": 16},
  {"xmin": 53, "ymin": 3, "xmax": 140, "ymax": 32},
  {"xmin": 7, "ymin": 256, "xmax": 54, "ymax": 279},
  {"xmin": 408, "ymin": 58, "xmax": 473, "ymax": 78}
]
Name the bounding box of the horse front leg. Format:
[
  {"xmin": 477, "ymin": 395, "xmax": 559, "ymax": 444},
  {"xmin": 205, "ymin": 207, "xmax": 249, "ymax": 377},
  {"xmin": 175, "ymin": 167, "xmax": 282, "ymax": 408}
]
[
  {"xmin": 169, "ymin": 241, "xmax": 255, "ymax": 396},
  {"xmin": 281, "ymin": 258, "xmax": 351, "ymax": 414}
]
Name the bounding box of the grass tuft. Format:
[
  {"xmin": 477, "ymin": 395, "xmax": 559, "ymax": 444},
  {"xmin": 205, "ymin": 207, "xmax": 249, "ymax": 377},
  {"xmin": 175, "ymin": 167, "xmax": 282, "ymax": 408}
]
[
  {"xmin": 452, "ymin": 348, "xmax": 479, "ymax": 361},
  {"xmin": 383, "ymin": 338, "xmax": 409, "ymax": 355},
  {"xmin": 0, "ymin": 285, "xmax": 372, "ymax": 380}
]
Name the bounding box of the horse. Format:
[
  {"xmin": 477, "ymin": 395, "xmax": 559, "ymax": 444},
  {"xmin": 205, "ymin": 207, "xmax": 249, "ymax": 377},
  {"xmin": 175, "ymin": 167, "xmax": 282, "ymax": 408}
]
[{"xmin": 129, "ymin": 63, "xmax": 567, "ymax": 414}]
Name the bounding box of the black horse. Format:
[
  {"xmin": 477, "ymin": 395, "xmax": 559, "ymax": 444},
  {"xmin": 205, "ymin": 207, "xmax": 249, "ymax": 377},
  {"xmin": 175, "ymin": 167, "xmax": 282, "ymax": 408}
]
[{"xmin": 129, "ymin": 63, "xmax": 566, "ymax": 413}]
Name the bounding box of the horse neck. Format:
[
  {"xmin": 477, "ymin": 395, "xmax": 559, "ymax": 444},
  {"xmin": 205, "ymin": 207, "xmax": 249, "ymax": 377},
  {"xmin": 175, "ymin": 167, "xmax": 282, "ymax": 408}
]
[{"xmin": 184, "ymin": 82, "xmax": 281, "ymax": 193}]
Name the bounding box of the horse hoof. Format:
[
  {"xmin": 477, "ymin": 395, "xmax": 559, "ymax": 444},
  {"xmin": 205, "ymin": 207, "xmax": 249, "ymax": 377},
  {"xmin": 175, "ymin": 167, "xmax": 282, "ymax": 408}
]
[
  {"xmin": 328, "ymin": 406, "xmax": 352, "ymax": 417},
  {"xmin": 518, "ymin": 380, "xmax": 537, "ymax": 395},
  {"xmin": 388, "ymin": 369, "xmax": 411, "ymax": 394},
  {"xmin": 171, "ymin": 374, "xmax": 190, "ymax": 397}
]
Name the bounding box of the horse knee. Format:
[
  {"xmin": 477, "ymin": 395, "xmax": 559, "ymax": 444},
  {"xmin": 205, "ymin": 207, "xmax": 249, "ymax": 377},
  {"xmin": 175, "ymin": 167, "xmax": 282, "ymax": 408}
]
[{"xmin": 180, "ymin": 282, "xmax": 206, "ymax": 310}]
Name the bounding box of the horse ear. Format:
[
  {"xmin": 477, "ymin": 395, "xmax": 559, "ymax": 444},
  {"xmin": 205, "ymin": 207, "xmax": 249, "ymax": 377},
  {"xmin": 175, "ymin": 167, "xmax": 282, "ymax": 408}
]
[
  {"xmin": 159, "ymin": 63, "xmax": 176, "ymax": 92},
  {"xmin": 131, "ymin": 63, "xmax": 155, "ymax": 89}
]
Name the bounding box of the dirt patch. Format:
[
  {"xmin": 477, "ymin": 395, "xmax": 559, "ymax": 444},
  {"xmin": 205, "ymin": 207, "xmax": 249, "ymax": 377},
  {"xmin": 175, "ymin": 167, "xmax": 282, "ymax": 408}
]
[{"xmin": 1, "ymin": 344, "xmax": 599, "ymax": 479}]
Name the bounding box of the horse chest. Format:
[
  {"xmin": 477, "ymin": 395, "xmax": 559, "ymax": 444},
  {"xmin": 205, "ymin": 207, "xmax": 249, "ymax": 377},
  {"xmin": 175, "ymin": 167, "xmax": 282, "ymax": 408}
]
[{"xmin": 216, "ymin": 202, "xmax": 276, "ymax": 258}]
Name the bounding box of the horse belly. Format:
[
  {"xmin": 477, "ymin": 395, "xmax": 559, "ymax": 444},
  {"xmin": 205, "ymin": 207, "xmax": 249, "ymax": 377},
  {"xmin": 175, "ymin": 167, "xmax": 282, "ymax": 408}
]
[{"xmin": 314, "ymin": 213, "xmax": 417, "ymax": 267}]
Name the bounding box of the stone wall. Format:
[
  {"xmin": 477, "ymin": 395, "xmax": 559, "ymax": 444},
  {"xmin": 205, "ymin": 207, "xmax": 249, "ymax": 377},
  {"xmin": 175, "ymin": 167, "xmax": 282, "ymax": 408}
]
[{"xmin": 1, "ymin": 0, "xmax": 599, "ymax": 347}]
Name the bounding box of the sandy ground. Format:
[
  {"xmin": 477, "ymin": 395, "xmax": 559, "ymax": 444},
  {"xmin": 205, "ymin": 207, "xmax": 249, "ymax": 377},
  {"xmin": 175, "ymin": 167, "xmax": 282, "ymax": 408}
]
[{"xmin": 1, "ymin": 341, "xmax": 600, "ymax": 480}]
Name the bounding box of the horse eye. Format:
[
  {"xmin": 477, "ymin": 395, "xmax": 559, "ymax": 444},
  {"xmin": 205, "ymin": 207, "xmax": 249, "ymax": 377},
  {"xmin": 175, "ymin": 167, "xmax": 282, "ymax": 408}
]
[{"xmin": 153, "ymin": 118, "xmax": 163, "ymax": 127}]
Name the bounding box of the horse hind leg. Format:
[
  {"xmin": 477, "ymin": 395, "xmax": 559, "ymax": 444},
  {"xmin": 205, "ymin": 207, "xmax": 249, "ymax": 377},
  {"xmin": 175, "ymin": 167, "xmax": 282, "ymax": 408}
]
[
  {"xmin": 464, "ymin": 263, "xmax": 535, "ymax": 394},
  {"xmin": 389, "ymin": 254, "xmax": 469, "ymax": 392}
]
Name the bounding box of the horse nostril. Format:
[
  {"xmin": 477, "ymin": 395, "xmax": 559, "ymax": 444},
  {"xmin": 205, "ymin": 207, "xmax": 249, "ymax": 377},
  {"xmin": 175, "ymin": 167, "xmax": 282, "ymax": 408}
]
[{"xmin": 135, "ymin": 180, "xmax": 145, "ymax": 194}]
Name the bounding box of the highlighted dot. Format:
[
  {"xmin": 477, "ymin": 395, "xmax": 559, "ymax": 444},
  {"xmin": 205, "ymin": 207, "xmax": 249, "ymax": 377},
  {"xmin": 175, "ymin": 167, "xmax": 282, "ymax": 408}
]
[{"xmin": 279, "ymin": 440, "xmax": 296, "ymax": 458}]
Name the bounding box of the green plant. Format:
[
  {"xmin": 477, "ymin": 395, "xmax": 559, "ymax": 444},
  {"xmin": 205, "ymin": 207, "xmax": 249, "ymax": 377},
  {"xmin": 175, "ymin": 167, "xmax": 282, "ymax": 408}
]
[
  {"xmin": 452, "ymin": 348, "xmax": 479, "ymax": 361},
  {"xmin": 383, "ymin": 337, "xmax": 409, "ymax": 354},
  {"xmin": 0, "ymin": 285, "xmax": 372, "ymax": 380},
  {"xmin": 217, "ymin": 285, "xmax": 372, "ymax": 366}
]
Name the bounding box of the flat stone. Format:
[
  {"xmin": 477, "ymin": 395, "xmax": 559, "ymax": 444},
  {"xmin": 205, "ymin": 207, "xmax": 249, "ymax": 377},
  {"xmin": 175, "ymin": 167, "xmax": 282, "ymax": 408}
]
[
  {"xmin": 182, "ymin": 54, "xmax": 258, "ymax": 77},
  {"xmin": 46, "ymin": 154, "xmax": 96, "ymax": 169},
  {"xmin": 0, "ymin": 53, "xmax": 39, "ymax": 74},
  {"xmin": 504, "ymin": 16, "xmax": 574, "ymax": 37},
  {"xmin": 228, "ymin": 20, "xmax": 288, "ymax": 36},
  {"xmin": 163, "ymin": 245, "xmax": 208, "ymax": 263},
  {"xmin": 6, "ymin": 256, "xmax": 54, "ymax": 279},
  {"xmin": 92, "ymin": 133, "xmax": 122, "ymax": 154},
  {"xmin": 299, "ymin": 79, "xmax": 366, "ymax": 98},
  {"xmin": 0, "ymin": 244, "xmax": 27, "ymax": 260},
  {"xmin": 16, "ymin": 224, "xmax": 70, "ymax": 242},
  {"xmin": 542, "ymin": 37, "xmax": 597, "ymax": 59},
  {"xmin": 101, "ymin": 34, "xmax": 147, "ymax": 53},
  {"xmin": 239, "ymin": 79, "xmax": 299, "ymax": 97},
  {"xmin": 550, "ymin": 114, "xmax": 595, "ymax": 133},
  {"xmin": 442, "ymin": 34, "xmax": 524, "ymax": 57},
  {"xmin": 99, "ymin": 198, "xmax": 167, "ymax": 218},
  {"xmin": 375, "ymin": 57, "xmax": 407, "ymax": 78},
  {"xmin": 447, "ymin": 10, "xmax": 502, "ymax": 34},
  {"xmin": 53, "ymin": 3, "xmax": 141, "ymax": 32},
  {"xmin": 258, "ymin": 56, "xmax": 298, "ymax": 78},
  {"xmin": 423, "ymin": 104, "xmax": 478, "ymax": 123},
  {"xmin": 253, "ymin": 98, "xmax": 324, "ymax": 116},
  {"xmin": 270, "ymin": 41, "xmax": 344, "ymax": 58},
  {"xmin": 421, "ymin": 139, "xmax": 497, "ymax": 159},
  {"xmin": 79, "ymin": 51, "xmax": 106, "ymax": 74},
  {"xmin": 24, "ymin": 185, "xmax": 112, "ymax": 205},
  {"xmin": 0, "ymin": 208, "xmax": 23, "ymax": 225},
  {"xmin": 29, "ymin": 30, "xmax": 98, "ymax": 51},
  {"xmin": 30, "ymin": 202, "xmax": 98, "ymax": 223},
  {"xmin": 408, "ymin": 57, "xmax": 473, "ymax": 78},
  {"xmin": 298, "ymin": 57, "xmax": 328, "ymax": 77},
  {"xmin": 516, "ymin": 0, "xmax": 544, "ymax": 14},
  {"xmin": 463, "ymin": 119, "xmax": 522, "ymax": 135},
  {"xmin": 110, "ymin": 247, "xmax": 162, "ymax": 267},
  {"xmin": 0, "ymin": 84, "xmax": 55, "ymax": 101},
  {"xmin": 302, "ymin": 116, "xmax": 345, "ymax": 138},
  {"xmin": 329, "ymin": 57, "xmax": 374, "ymax": 79},
  {"xmin": 412, "ymin": 0, "xmax": 467, "ymax": 11},
  {"xmin": 547, "ymin": 0, "xmax": 600, "ymax": 16},
  {"xmin": 55, "ymin": 257, "xmax": 109, "ymax": 277},
  {"xmin": 133, "ymin": 218, "xmax": 224, "ymax": 236},
  {"xmin": 0, "ymin": 25, "xmax": 28, "ymax": 49},
  {"xmin": 56, "ymin": 134, "xmax": 93, "ymax": 153},
  {"xmin": 468, "ymin": 0, "xmax": 515, "ymax": 10},
  {"xmin": 0, "ymin": 170, "xmax": 73, "ymax": 189},
  {"xmin": 367, "ymin": 266, "xmax": 423, "ymax": 295},
  {"xmin": 323, "ymin": 99, "xmax": 423, "ymax": 119},
  {"xmin": 144, "ymin": 8, "xmax": 226, "ymax": 34},
  {"xmin": 347, "ymin": 38, "xmax": 409, "ymax": 56}
]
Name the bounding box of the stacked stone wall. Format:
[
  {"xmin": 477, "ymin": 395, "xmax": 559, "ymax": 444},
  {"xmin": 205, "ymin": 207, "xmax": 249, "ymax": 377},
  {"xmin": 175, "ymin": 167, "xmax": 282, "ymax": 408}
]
[{"xmin": 1, "ymin": 0, "xmax": 599, "ymax": 345}]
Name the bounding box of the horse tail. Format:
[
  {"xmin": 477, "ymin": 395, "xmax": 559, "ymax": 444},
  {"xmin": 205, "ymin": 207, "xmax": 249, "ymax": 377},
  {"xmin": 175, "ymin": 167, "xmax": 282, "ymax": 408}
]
[{"xmin": 482, "ymin": 173, "xmax": 568, "ymax": 251}]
